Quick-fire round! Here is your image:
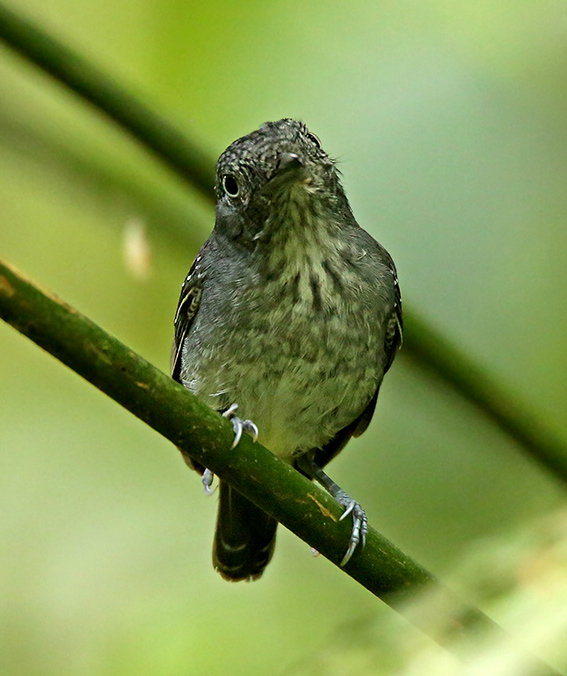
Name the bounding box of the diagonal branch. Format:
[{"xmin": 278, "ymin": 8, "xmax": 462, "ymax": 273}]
[
  {"xmin": 0, "ymin": 256, "xmax": 561, "ymax": 675},
  {"xmin": 0, "ymin": 255, "xmax": 430, "ymax": 597},
  {"xmin": 0, "ymin": 2, "xmax": 566, "ymax": 484}
]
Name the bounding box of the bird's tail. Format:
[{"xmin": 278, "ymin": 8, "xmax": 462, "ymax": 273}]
[{"xmin": 213, "ymin": 480, "xmax": 277, "ymax": 581}]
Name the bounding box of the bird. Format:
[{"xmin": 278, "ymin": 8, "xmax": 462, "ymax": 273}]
[{"xmin": 171, "ymin": 119, "xmax": 402, "ymax": 581}]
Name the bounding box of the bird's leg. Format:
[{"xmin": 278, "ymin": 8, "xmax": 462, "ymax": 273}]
[
  {"xmin": 297, "ymin": 456, "xmax": 368, "ymax": 566},
  {"xmin": 201, "ymin": 403, "xmax": 259, "ymax": 496}
]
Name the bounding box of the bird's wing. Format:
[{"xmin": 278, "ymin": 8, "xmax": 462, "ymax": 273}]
[
  {"xmin": 382, "ymin": 265, "xmax": 403, "ymax": 376},
  {"xmin": 170, "ymin": 244, "xmax": 208, "ymax": 381}
]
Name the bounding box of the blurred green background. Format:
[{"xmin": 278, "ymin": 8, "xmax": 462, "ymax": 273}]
[{"xmin": 1, "ymin": 1, "xmax": 567, "ymax": 674}]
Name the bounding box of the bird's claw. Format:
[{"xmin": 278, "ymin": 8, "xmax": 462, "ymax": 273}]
[
  {"xmin": 336, "ymin": 491, "xmax": 368, "ymax": 566},
  {"xmin": 202, "ymin": 468, "xmax": 216, "ymax": 495},
  {"xmin": 222, "ymin": 403, "xmax": 259, "ymax": 449}
]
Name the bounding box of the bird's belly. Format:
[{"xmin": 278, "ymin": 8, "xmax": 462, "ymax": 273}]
[
  {"xmin": 236, "ymin": 364, "xmax": 374, "ymax": 460},
  {"xmin": 183, "ymin": 301, "xmax": 383, "ymax": 460}
]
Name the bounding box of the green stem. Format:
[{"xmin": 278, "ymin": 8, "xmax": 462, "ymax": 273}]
[
  {"xmin": 0, "ymin": 257, "xmax": 560, "ymax": 675},
  {"xmin": 0, "ymin": 2, "xmax": 215, "ymax": 199},
  {"xmin": 0, "ymin": 1, "xmax": 566, "ymax": 486},
  {"xmin": 403, "ymin": 313, "xmax": 567, "ymax": 483}
]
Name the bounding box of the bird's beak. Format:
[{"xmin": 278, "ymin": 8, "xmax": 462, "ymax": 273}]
[
  {"xmin": 278, "ymin": 152, "xmax": 303, "ymax": 173},
  {"xmin": 261, "ymin": 152, "xmax": 306, "ymax": 199}
]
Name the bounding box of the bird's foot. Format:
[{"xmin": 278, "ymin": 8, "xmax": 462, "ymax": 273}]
[
  {"xmin": 296, "ymin": 456, "xmax": 368, "ymax": 566},
  {"xmin": 335, "ymin": 489, "xmax": 368, "ymax": 566},
  {"xmin": 200, "ymin": 404, "xmax": 258, "ymax": 496},
  {"xmin": 202, "ymin": 468, "xmax": 216, "ymax": 495},
  {"xmin": 222, "ymin": 403, "xmax": 259, "ymax": 449}
]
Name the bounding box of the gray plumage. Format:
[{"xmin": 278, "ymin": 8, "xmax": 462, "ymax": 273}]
[{"xmin": 172, "ymin": 119, "xmax": 402, "ymax": 581}]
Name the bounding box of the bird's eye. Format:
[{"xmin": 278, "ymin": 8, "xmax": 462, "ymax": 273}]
[
  {"xmin": 222, "ymin": 174, "xmax": 239, "ymax": 197},
  {"xmin": 306, "ymin": 132, "xmax": 321, "ymax": 149}
]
